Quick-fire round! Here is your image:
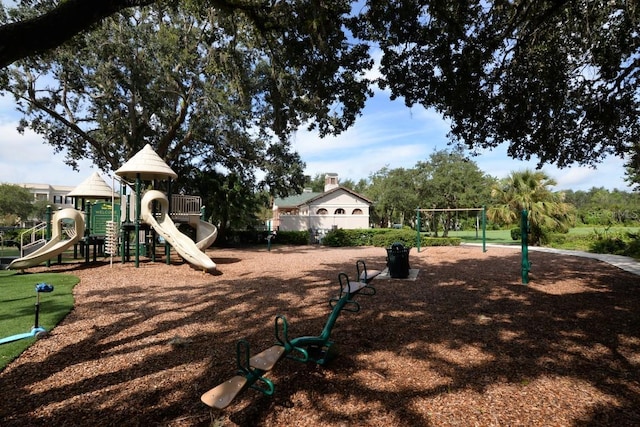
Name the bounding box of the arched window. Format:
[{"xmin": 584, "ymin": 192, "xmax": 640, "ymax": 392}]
[
  {"xmin": 352, "ymin": 209, "xmax": 363, "ymax": 215},
  {"xmin": 335, "ymin": 208, "xmax": 345, "ymax": 215},
  {"xmin": 317, "ymin": 208, "xmax": 328, "ymax": 215}
]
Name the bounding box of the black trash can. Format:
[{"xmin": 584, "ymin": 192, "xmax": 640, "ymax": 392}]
[{"xmin": 386, "ymin": 242, "xmax": 411, "ymax": 278}]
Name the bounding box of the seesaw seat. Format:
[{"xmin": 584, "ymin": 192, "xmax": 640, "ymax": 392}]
[
  {"xmin": 201, "ymin": 375, "xmax": 248, "ymax": 409},
  {"xmin": 249, "ymin": 345, "xmax": 286, "ymax": 371}
]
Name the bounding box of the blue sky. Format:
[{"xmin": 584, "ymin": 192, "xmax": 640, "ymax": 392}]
[{"xmin": 0, "ymin": 84, "xmax": 631, "ymax": 192}]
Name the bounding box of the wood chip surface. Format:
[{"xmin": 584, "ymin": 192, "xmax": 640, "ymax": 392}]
[{"xmin": 1, "ymin": 245, "xmax": 639, "ymax": 426}]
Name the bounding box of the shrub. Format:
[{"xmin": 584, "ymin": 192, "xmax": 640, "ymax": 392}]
[
  {"xmin": 322, "ymin": 229, "xmax": 379, "ymax": 246},
  {"xmin": 321, "ymin": 228, "xmax": 461, "ymax": 248},
  {"xmin": 419, "ymin": 236, "xmax": 462, "ymax": 246},
  {"xmin": 275, "ymin": 230, "xmax": 309, "ymax": 245},
  {"xmin": 370, "ymin": 229, "xmax": 416, "ymax": 248},
  {"xmin": 511, "ymin": 227, "xmax": 521, "ymax": 241}
]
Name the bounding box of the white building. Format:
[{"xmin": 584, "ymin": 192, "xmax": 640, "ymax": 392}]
[
  {"xmin": 272, "ymin": 173, "xmax": 373, "ymax": 233},
  {"xmin": 19, "ymin": 183, "xmax": 76, "ymax": 208}
]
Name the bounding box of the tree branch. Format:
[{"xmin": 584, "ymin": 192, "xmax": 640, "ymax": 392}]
[{"xmin": 0, "ymin": 0, "xmax": 156, "ymax": 68}]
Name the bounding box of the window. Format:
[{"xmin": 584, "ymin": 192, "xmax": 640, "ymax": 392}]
[
  {"xmin": 317, "ymin": 208, "xmax": 328, "ymax": 215},
  {"xmin": 352, "ymin": 209, "xmax": 363, "ymax": 215},
  {"xmin": 53, "ymin": 195, "xmax": 63, "ymax": 204},
  {"xmin": 335, "ymin": 208, "xmax": 345, "ymax": 215}
]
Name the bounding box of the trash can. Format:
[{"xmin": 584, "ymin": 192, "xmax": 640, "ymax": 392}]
[{"xmin": 386, "ymin": 242, "xmax": 411, "ymax": 278}]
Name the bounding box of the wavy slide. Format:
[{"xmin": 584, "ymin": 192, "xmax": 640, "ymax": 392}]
[
  {"xmin": 140, "ymin": 190, "xmax": 217, "ymax": 271},
  {"xmin": 8, "ymin": 208, "xmax": 84, "ymax": 270}
]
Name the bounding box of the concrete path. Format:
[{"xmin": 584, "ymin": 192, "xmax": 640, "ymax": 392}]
[{"xmin": 462, "ymin": 243, "xmax": 640, "ymax": 276}]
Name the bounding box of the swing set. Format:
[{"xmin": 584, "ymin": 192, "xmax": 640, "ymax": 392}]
[{"xmin": 415, "ymin": 206, "xmax": 487, "ymax": 253}]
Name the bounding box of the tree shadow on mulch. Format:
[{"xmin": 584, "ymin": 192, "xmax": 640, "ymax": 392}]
[{"xmin": 1, "ymin": 248, "xmax": 639, "ymax": 426}]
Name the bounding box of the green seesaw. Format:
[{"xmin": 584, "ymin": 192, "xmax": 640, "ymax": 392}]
[{"xmin": 201, "ymin": 260, "xmax": 380, "ymax": 410}]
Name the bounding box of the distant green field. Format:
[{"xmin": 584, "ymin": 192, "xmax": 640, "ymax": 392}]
[
  {"xmin": 441, "ymin": 226, "xmax": 640, "ymax": 246},
  {"xmin": 446, "ymin": 229, "xmax": 515, "ymax": 245}
]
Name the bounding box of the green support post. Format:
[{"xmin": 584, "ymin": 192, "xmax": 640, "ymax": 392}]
[
  {"xmin": 416, "ymin": 208, "xmax": 421, "ymax": 253},
  {"xmin": 165, "ymin": 179, "xmax": 172, "ymax": 265},
  {"xmin": 482, "ymin": 205, "xmax": 487, "ymax": 253},
  {"xmin": 45, "ymin": 205, "xmax": 52, "ymax": 267},
  {"xmin": 521, "ymin": 209, "xmax": 530, "ymax": 285},
  {"xmin": 134, "ymin": 174, "xmax": 141, "ymax": 268},
  {"xmin": 84, "ymin": 202, "xmax": 91, "ymax": 264},
  {"xmin": 121, "ymin": 188, "xmax": 128, "ymax": 264}
]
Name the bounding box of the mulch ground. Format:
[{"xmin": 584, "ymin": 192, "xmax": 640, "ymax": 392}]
[{"xmin": 1, "ymin": 245, "xmax": 639, "ymax": 426}]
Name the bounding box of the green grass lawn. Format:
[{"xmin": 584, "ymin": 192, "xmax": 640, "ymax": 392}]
[
  {"xmin": 0, "ymin": 270, "xmax": 78, "ymax": 371},
  {"xmin": 445, "ymin": 229, "xmax": 516, "ymax": 245},
  {"xmin": 445, "ymin": 226, "xmax": 640, "ymax": 245}
]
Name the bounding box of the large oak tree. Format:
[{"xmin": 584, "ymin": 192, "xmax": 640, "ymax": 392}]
[
  {"xmin": 2, "ymin": 1, "xmax": 372, "ymax": 199},
  {"xmin": 351, "ymin": 1, "xmax": 640, "ymax": 175},
  {"xmin": 3, "ymin": 1, "xmax": 640, "ymax": 189}
]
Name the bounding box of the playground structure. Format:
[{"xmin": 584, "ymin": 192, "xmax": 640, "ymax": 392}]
[
  {"xmin": 6, "ymin": 145, "xmax": 218, "ymax": 272},
  {"xmin": 114, "ymin": 144, "xmax": 217, "ymax": 271},
  {"xmin": 139, "ymin": 190, "xmax": 217, "ymax": 271},
  {"xmin": 7, "ymin": 208, "xmax": 84, "ymax": 270},
  {"xmin": 0, "ymin": 283, "xmax": 54, "ymax": 345},
  {"xmin": 201, "ymin": 260, "xmax": 381, "ymax": 410}
]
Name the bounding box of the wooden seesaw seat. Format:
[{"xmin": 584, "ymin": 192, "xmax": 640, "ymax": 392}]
[
  {"xmin": 201, "ymin": 376, "xmax": 247, "ymax": 409},
  {"xmin": 201, "ymin": 259, "xmax": 380, "ymax": 410}
]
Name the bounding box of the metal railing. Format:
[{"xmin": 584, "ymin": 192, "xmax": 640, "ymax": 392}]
[{"xmin": 170, "ymin": 195, "xmax": 202, "ymax": 215}]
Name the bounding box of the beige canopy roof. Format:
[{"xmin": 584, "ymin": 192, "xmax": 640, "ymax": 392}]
[
  {"xmin": 67, "ymin": 172, "xmax": 114, "ymax": 198},
  {"xmin": 115, "ymin": 144, "xmax": 178, "ymax": 181}
]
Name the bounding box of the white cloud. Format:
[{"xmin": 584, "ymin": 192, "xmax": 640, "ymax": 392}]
[{"xmin": 0, "ymin": 121, "xmax": 95, "ymax": 186}]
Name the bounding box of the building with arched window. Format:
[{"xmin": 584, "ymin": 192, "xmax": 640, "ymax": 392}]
[{"xmin": 272, "ymin": 173, "xmax": 373, "ymax": 233}]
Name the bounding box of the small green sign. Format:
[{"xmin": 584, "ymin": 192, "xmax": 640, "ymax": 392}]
[{"xmin": 91, "ymin": 202, "xmax": 121, "ymax": 236}]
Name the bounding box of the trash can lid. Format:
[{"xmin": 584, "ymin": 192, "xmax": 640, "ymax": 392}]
[{"xmin": 390, "ymin": 242, "xmax": 405, "ymax": 249}]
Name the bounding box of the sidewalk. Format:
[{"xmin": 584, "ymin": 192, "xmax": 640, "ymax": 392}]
[{"xmin": 462, "ymin": 243, "xmax": 640, "ymax": 276}]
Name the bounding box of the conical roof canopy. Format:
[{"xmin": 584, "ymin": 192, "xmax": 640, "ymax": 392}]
[
  {"xmin": 115, "ymin": 144, "xmax": 178, "ymax": 180},
  {"xmin": 67, "ymin": 172, "xmax": 114, "ymax": 198}
]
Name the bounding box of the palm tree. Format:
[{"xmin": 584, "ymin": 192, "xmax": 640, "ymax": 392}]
[{"xmin": 488, "ymin": 170, "xmax": 574, "ymax": 245}]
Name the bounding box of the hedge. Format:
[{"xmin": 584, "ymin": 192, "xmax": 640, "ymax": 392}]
[{"xmin": 322, "ymin": 228, "xmax": 460, "ymax": 248}]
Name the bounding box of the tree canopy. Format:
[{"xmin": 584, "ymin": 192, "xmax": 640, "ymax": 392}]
[
  {"xmin": 0, "ymin": 183, "xmax": 33, "ymax": 225},
  {"xmin": 2, "ymin": 1, "xmax": 372, "ymax": 202},
  {"xmin": 352, "ymin": 1, "xmax": 640, "ymax": 170},
  {"xmin": 2, "ymin": 0, "xmax": 640, "ymax": 193}
]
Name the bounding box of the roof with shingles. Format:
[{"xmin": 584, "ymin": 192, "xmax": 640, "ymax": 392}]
[
  {"xmin": 274, "ymin": 191, "xmax": 322, "ymax": 208},
  {"xmin": 274, "ymin": 186, "xmax": 372, "ymax": 208}
]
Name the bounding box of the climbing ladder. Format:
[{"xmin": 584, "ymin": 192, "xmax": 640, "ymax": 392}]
[{"xmin": 201, "ymin": 260, "xmax": 380, "ymax": 410}]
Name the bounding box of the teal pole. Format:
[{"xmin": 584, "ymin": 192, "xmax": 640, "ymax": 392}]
[
  {"xmin": 121, "ymin": 187, "xmax": 128, "ymax": 263},
  {"xmin": 521, "ymin": 209, "xmax": 530, "ymax": 284},
  {"xmin": 165, "ymin": 179, "xmax": 171, "ymax": 265},
  {"xmin": 45, "ymin": 205, "xmax": 52, "ymax": 267},
  {"xmin": 84, "ymin": 202, "xmax": 91, "ymax": 264},
  {"xmin": 482, "ymin": 205, "xmax": 487, "ymax": 253},
  {"xmin": 135, "ymin": 174, "xmax": 141, "ymax": 268},
  {"xmin": 416, "ymin": 208, "xmax": 421, "ymax": 253}
]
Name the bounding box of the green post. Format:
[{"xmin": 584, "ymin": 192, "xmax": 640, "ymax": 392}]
[
  {"xmin": 482, "ymin": 205, "xmax": 487, "ymax": 253},
  {"xmin": 45, "ymin": 205, "xmax": 52, "ymax": 267},
  {"xmin": 134, "ymin": 174, "xmax": 141, "ymax": 268},
  {"xmin": 416, "ymin": 208, "xmax": 421, "ymax": 253},
  {"xmin": 84, "ymin": 202, "xmax": 91, "ymax": 264},
  {"xmin": 521, "ymin": 209, "xmax": 530, "ymax": 285},
  {"xmin": 165, "ymin": 179, "xmax": 172, "ymax": 265},
  {"xmin": 121, "ymin": 187, "xmax": 128, "ymax": 263}
]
